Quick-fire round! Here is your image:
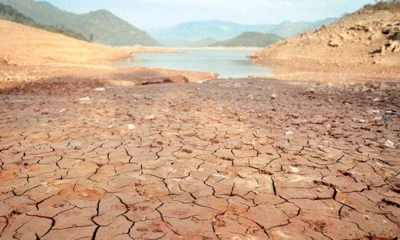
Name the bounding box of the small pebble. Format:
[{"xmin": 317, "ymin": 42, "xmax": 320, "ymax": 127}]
[
  {"xmin": 128, "ymin": 124, "xmax": 136, "ymax": 130},
  {"xmin": 95, "ymin": 87, "xmax": 105, "ymax": 92},
  {"xmin": 271, "ymin": 94, "xmax": 277, "ymax": 99},
  {"xmin": 384, "ymin": 140, "xmax": 395, "ymax": 149},
  {"xmin": 285, "ymin": 131, "xmax": 294, "ymax": 135},
  {"xmin": 79, "ymin": 97, "xmax": 90, "ymax": 101},
  {"xmin": 144, "ymin": 115, "xmax": 156, "ymax": 121}
]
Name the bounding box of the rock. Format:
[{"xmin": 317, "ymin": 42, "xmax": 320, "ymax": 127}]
[
  {"xmin": 379, "ymin": 82, "xmax": 390, "ymax": 90},
  {"xmin": 382, "ymin": 115, "xmax": 391, "ymax": 121},
  {"xmin": 59, "ymin": 108, "xmax": 66, "ymax": 113},
  {"xmin": 271, "ymin": 94, "xmax": 277, "ymax": 99},
  {"xmin": 144, "ymin": 115, "xmax": 156, "ymax": 121},
  {"xmin": 382, "ymin": 27, "xmax": 391, "ymax": 35},
  {"xmin": 305, "ymin": 87, "xmax": 316, "ymax": 94},
  {"xmin": 364, "ymin": 81, "xmax": 380, "ymax": 89},
  {"xmin": 128, "ymin": 124, "xmax": 136, "ymax": 130},
  {"xmin": 328, "ymin": 40, "xmax": 340, "ymax": 48},
  {"xmin": 360, "ymin": 85, "xmax": 369, "ymax": 92},
  {"xmin": 388, "ymin": 40, "xmax": 399, "ymax": 52},
  {"xmin": 79, "ymin": 97, "xmax": 90, "ymax": 101},
  {"xmin": 285, "ymin": 131, "xmax": 294, "ymax": 135},
  {"xmin": 392, "ymin": 32, "xmax": 400, "ymax": 41},
  {"xmin": 0, "ymin": 58, "xmax": 9, "ymax": 66},
  {"xmin": 239, "ymin": 116, "xmax": 247, "ymax": 122},
  {"xmin": 373, "ymin": 98, "xmax": 380, "ymax": 102},
  {"xmin": 384, "ymin": 140, "xmax": 396, "ymax": 149},
  {"xmin": 367, "ymin": 110, "xmax": 380, "ymax": 114},
  {"xmin": 289, "ymin": 166, "xmax": 300, "ymax": 173},
  {"xmin": 95, "ymin": 87, "xmax": 105, "ymax": 92},
  {"xmin": 144, "ymin": 95, "xmax": 153, "ymax": 100}
]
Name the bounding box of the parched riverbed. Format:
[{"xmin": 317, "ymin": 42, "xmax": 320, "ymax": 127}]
[{"xmin": 0, "ymin": 78, "xmax": 399, "ymax": 239}]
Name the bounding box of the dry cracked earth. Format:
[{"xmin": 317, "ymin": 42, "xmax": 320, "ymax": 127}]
[{"xmin": 0, "ymin": 78, "xmax": 399, "ymax": 240}]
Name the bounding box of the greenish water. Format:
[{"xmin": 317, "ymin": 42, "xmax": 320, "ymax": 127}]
[{"xmin": 117, "ymin": 49, "xmax": 272, "ymax": 78}]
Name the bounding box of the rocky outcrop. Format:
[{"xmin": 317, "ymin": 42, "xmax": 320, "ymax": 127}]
[{"xmin": 251, "ymin": 3, "xmax": 400, "ymax": 76}]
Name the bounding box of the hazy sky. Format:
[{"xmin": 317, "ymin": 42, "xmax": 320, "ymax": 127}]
[{"xmin": 40, "ymin": 0, "xmax": 375, "ymax": 30}]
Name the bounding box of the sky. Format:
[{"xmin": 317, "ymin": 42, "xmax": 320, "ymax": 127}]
[{"xmin": 39, "ymin": 0, "xmax": 375, "ymax": 30}]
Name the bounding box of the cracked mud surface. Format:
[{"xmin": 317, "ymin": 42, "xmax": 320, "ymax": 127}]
[{"xmin": 0, "ymin": 78, "xmax": 399, "ymax": 239}]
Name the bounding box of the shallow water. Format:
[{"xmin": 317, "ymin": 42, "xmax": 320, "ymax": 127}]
[{"xmin": 117, "ymin": 49, "xmax": 272, "ymax": 78}]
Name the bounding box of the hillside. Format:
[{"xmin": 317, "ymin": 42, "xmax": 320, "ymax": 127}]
[
  {"xmin": 209, "ymin": 31, "xmax": 283, "ymax": 47},
  {"xmin": 262, "ymin": 18, "xmax": 337, "ymax": 38},
  {"xmin": 251, "ymin": 2, "xmax": 400, "ymax": 76},
  {"xmin": 0, "ymin": 0, "xmax": 160, "ymax": 46},
  {"xmin": 0, "ymin": 2, "xmax": 87, "ymax": 41}
]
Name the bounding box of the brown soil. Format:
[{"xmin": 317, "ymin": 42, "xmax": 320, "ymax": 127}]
[{"xmin": 252, "ymin": 4, "xmax": 400, "ymax": 82}]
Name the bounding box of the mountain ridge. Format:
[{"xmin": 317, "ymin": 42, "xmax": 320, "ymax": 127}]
[
  {"xmin": 0, "ymin": 0, "xmax": 160, "ymax": 46},
  {"xmin": 152, "ymin": 18, "xmax": 338, "ymax": 47},
  {"xmin": 209, "ymin": 31, "xmax": 283, "ymax": 47}
]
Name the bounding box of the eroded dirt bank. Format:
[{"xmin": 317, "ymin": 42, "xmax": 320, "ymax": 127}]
[{"xmin": 0, "ymin": 78, "xmax": 399, "ymax": 239}]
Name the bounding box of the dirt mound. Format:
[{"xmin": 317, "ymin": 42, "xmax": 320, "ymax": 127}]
[{"xmin": 252, "ymin": 3, "xmax": 400, "ymax": 78}]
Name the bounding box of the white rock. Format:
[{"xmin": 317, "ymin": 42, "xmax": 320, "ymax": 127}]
[
  {"xmin": 271, "ymin": 94, "xmax": 277, "ymax": 99},
  {"xmin": 285, "ymin": 131, "xmax": 294, "ymax": 135},
  {"xmin": 290, "ymin": 166, "xmax": 300, "ymax": 173},
  {"xmin": 59, "ymin": 108, "xmax": 66, "ymax": 113},
  {"xmin": 385, "ymin": 140, "xmax": 396, "ymax": 149},
  {"xmin": 128, "ymin": 124, "xmax": 136, "ymax": 130},
  {"xmin": 95, "ymin": 87, "xmax": 106, "ymax": 92},
  {"xmin": 79, "ymin": 97, "xmax": 90, "ymax": 101},
  {"xmin": 367, "ymin": 110, "xmax": 380, "ymax": 114},
  {"xmin": 373, "ymin": 98, "xmax": 380, "ymax": 102}
]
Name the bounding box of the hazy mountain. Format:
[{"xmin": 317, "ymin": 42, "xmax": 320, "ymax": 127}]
[
  {"xmin": 261, "ymin": 18, "xmax": 338, "ymax": 38},
  {"xmin": 151, "ymin": 20, "xmax": 266, "ymax": 46},
  {"xmin": 152, "ymin": 18, "xmax": 337, "ymax": 47},
  {"xmin": 0, "ymin": 2, "xmax": 87, "ymax": 41},
  {"xmin": 0, "ymin": 0, "xmax": 160, "ymax": 46},
  {"xmin": 209, "ymin": 32, "xmax": 283, "ymax": 47}
]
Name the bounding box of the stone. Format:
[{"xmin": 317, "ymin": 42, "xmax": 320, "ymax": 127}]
[
  {"xmin": 95, "ymin": 87, "xmax": 105, "ymax": 91},
  {"xmin": 144, "ymin": 115, "xmax": 156, "ymax": 120},
  {"xmin": 128, "ymin": 124, "xmax": 136, "ymax": 130},
  {"xmin": 384, "ymin": 140, "xmax": 395, "ymax": 149},
  {"xmin": 271, "ymin": 94, "xmax": 277, "ymax": 99}
]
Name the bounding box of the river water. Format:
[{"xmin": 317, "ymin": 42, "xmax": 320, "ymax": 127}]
[{"xmin": 117, "ymin": 49, "xmax": 272, "ymax": 78}]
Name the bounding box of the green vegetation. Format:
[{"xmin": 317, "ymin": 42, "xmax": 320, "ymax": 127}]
[
  {"xmin": 0, "ymin": 2, "xmax": 87, "ymax": 41},
  {"xmin": 0, "ymin": 0, "xmax": 160, "ymax": 46},
  {"xmin": 209, "ymin": 32, "xmax": 283, "ymax": 47}
]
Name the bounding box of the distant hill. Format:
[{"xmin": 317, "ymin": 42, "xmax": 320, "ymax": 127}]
[
  {"xmin": 152, "ymin": 19, "xmax": 337, "ymax": 47},
  {"xmin": 151, "ymin": 20, "xmax": 265, "ymax": 46},
  {"xmin": 0, "ymin": 0, "xmax": 160, "ymax": 46},
  {"xmin": 261, "ymin": 18, "xmax": 338, "ymax": 38},
  {"xmin": 209, "ymin": 31, "xmax": 283, "ymax": 47},
  {"xmin": 0, "ymin": 2, "xmax": 87, "ymax": 41}
]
